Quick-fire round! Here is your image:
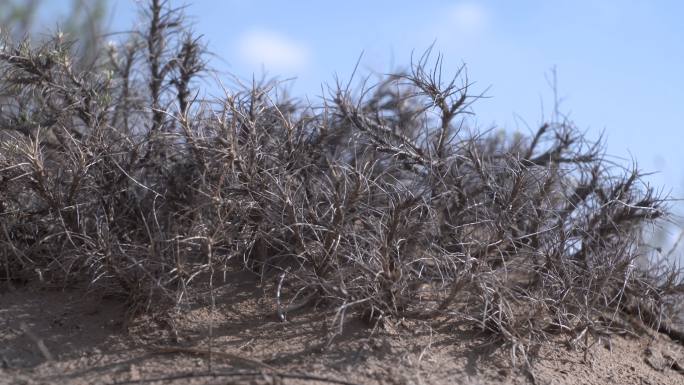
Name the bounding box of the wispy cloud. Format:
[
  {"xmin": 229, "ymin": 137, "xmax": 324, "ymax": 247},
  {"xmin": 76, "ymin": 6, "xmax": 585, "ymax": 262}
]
[
  {"xmin": 425, "ymin": 2, "xmax": 489, "ymax": 44},
  {"xmin": 417, "ymin": 2, "xmax": 491, "ymax": 55},
  {"xmin": 236, "ymin": 29, "xmax": 310, "ymax": 73},
  {"xmin": 447, "ymin": 3, "xmax": 489, "ymax": 34}
]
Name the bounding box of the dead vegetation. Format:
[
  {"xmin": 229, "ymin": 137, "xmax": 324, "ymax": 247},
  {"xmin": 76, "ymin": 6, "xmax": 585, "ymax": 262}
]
[{"xmin": 0, "ymin": 0, "xmax": 682, "ymax": 366}]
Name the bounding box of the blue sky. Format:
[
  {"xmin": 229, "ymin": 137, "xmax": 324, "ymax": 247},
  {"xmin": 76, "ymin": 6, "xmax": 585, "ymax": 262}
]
[{"xmin": 42, "ymin": 1, "xmax": 684, "ymax": 215}]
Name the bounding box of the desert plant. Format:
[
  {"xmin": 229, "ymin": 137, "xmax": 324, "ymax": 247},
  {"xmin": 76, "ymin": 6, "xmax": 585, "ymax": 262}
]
[{"xmin": 0, "ymin": 0, "xmax": 681, "ymax": 363}]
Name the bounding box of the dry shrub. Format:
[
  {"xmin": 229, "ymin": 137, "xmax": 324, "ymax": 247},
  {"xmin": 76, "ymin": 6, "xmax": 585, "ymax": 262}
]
[{"xmin": 0, "ymin": 0, "xmax": 682, "ymax": 361}]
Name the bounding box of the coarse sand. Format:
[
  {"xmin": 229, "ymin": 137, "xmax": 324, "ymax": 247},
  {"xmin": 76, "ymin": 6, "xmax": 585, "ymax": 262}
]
[{"xmin": 1, "ymin": 272, "xmax": 682, "ymax": 385}]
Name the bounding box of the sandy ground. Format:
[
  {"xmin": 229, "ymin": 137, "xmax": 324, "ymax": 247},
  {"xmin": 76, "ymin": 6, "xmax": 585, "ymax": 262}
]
[{"xmin": 1, "ymin": 272, "xmax": 683, "ymax": 385}]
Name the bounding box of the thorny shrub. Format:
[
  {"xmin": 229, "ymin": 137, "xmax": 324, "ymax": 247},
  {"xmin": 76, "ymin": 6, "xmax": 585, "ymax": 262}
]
[{"xmin": 0, "ymin": 0, "xmax": 682, "ymax": 361}]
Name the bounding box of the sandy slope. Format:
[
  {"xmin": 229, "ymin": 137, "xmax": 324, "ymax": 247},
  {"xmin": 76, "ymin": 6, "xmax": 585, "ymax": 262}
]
[{"xmin": 1, "ymin": 274, "xmax": 682, "ymax": 385}]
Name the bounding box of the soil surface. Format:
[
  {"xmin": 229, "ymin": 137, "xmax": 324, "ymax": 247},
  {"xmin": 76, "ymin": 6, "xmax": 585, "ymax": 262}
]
[{"xmin": 1, "ymin": 272, "xmax": 683, "ymax": 385}]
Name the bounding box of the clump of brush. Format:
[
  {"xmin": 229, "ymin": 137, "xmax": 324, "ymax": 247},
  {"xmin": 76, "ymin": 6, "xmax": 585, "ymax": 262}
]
[{"xmin": 0, "ymin": 0, "xmax": 681, "ymax": 362}]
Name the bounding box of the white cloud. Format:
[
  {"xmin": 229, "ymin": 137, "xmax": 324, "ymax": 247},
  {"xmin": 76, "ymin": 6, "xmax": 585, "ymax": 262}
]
[
  {"xmin": 427, "ymin": 1, "xmax": 490, "ymax": 42},
  {"xmin": 447, "ymin": 2, "xmax": 489, "ymax": 35},
  {"xmin": 237, "ymin": 29, "xmax": 310, "ymax": 73},
  {"xmin": 421, "ymin": 2, "xmax": 490, "ymax": 52}
]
